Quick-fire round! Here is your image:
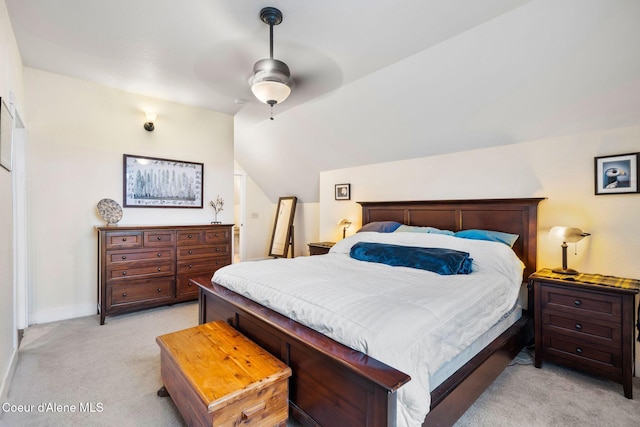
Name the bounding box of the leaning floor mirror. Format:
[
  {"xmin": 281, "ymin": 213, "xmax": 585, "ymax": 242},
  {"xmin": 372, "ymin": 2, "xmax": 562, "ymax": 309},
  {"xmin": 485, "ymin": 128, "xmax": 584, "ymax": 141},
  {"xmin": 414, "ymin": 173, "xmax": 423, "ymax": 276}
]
[{"xmin": 269, "ymin": 196, "xmax": 297, "ymax": 258}]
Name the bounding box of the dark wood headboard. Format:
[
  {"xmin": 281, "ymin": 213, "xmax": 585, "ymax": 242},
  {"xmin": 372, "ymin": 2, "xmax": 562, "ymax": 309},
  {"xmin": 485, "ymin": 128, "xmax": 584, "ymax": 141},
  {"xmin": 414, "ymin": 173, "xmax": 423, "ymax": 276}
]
[{"xmin": 359, "ymin": 198, "xmax": 545, "ymax": 281}]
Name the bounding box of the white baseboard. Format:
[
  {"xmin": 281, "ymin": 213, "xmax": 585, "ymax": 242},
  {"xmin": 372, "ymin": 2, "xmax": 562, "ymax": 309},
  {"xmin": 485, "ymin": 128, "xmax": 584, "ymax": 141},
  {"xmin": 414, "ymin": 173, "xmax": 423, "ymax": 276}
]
[
  {"xmin": 30, "ymin": 303, "xmax": 96, "ymax": 325},
  {"xmin": 0, "ymin": 345, "xmax": 18, "ymax": 404}
]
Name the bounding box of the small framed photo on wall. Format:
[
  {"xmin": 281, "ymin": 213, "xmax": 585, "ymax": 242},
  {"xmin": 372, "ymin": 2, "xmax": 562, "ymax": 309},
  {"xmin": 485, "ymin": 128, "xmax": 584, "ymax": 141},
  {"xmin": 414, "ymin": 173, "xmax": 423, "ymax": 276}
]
[
  {"xmin": 335, "ymin": 183, "xmax": 351, "ymax": 200},
  {"xmin": 594, "ymin": 152, "xmax": 639, "ymax": 195}
]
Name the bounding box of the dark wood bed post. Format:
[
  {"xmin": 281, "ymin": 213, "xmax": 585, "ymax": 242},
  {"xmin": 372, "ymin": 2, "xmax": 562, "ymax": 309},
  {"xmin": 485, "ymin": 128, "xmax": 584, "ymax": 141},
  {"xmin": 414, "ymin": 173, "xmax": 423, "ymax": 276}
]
[{"xmin": 196, "ymin": 198, "xmax": 545, "ymax": 427}]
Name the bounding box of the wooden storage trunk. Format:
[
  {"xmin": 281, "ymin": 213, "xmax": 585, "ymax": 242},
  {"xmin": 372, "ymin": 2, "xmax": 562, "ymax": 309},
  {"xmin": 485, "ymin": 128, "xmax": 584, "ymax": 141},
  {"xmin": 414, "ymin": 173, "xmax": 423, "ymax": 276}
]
[{"xmin": 156, "ymin": 321, "xmax": 292, "ymax": 427}]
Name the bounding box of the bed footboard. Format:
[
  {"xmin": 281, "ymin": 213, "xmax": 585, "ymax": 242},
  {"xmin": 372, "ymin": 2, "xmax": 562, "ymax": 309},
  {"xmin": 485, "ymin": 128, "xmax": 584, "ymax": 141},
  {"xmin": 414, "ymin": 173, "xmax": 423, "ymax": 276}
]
[{"xmin": 194, "ymin": 278, "xmax": 411, "ymax": 427}]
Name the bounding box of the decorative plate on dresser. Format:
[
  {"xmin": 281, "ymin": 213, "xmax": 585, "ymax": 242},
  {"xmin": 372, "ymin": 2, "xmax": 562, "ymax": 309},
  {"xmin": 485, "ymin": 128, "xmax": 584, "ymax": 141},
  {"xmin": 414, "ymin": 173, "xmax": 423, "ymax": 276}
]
[{"xmin": 97, "ymin": 198, "xmax": 123, "ymax": 226}]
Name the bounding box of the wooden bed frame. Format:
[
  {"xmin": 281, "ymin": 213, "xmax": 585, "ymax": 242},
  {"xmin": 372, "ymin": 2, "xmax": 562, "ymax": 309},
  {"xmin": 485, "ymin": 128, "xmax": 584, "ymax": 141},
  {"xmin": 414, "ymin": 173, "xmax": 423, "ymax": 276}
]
[{"xmin": 194, "ymin": 198, "xmax": 544, "ymax": 426}]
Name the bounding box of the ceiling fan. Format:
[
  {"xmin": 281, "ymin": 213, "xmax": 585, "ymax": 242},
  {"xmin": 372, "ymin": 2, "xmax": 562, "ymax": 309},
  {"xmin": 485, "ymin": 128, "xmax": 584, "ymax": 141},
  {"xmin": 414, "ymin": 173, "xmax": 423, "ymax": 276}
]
[{"xmin": 248, "ymin": 7, "xmax": 291, "ymax": 120}]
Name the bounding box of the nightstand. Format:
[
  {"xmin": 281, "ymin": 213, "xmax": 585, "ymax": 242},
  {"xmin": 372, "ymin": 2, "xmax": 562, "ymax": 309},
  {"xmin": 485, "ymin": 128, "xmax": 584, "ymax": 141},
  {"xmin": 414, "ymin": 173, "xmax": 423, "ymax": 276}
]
[
  {"xmin": 530, "ymin": 268, "xmax": 639, "ymax": 399},
  {"xmin": 307, "ymin": 241, "xmax": 335, "ymax": 256}
]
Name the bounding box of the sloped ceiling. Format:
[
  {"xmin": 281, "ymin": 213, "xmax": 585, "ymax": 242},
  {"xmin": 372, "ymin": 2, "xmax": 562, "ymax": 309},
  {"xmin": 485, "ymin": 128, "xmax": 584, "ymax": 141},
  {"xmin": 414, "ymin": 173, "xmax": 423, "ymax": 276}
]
[{"xmin": 7, "ymin": 0, "xmax": 640, "ymax": 202}]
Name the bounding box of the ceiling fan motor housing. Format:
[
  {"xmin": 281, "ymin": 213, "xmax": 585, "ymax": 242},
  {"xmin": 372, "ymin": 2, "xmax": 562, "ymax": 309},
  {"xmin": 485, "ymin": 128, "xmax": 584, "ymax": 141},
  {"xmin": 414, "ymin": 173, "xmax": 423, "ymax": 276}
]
[{"xmin": 250, "ymin": 58, "xmax": 290, "ymax": 86}]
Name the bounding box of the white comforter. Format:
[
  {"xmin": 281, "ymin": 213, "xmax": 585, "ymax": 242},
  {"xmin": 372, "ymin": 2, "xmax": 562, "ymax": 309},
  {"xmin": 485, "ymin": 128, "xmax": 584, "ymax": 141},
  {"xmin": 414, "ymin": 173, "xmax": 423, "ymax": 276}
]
[{"xmin": 212, "ymin": 232, "xmax": 524, "ymax": 427}]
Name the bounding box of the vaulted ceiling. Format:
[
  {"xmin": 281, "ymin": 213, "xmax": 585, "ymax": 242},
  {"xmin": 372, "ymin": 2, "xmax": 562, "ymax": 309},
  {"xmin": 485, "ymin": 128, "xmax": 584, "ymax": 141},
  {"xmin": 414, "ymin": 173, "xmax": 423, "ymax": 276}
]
[{"xmin": 7, "ymin": 1, "xmax": 640, "ymax": 202}]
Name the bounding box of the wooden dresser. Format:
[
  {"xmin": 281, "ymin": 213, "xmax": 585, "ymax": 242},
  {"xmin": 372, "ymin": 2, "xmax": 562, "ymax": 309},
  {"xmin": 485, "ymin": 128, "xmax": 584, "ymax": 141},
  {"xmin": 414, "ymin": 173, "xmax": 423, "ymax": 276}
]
[
  {"xmin": 97, "ymin": 224, "xmax": 232, "ymax": 324},
  {"xmin": 530, "ymin": 269, "xmax": 639, "ymax": 398}
]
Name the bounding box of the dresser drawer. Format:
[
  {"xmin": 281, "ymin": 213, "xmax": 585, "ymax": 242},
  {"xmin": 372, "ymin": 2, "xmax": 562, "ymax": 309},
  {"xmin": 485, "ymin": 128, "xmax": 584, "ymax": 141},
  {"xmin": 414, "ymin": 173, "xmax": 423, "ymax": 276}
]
[
  {"xmin": 176, "ymin": 244, "xmax": 229, "ymax": 259},
  {"xmin": 106, "ymin": 248, "xmax": 174, "ymax": 264},
  {"xmin": 540, "ymin": 285, "xmax": 621, "ymax": 321},
  {"xmin": 110, "ymin": 278, "xmax": 175, "ymax": 306},
  {"xmin": 144, "ymin": 230, "xmax": 176, "ymax": 247},
  {"xmin": 177, "ymin": 257, "xmax": 230, "ymax": 275},
  {"xmin": 176, "ymin": 275, "xmax": 201, "ymax": 297},
  {"xmin": 105, "ymin": 231, "xmax": 143, "ymax": 249},
  {"xmin": 206, "ymin": 228, "xmax": 230, "ymax": 243},
  {"xmin": 542, "ymin": 312, "xmax": 621, "ymax": 347},
  {"xmin": 176, "ymin": 229, "xmax": 205, "ymax": 245},
  {"xmin": 107, "ymin": 260, "xmax": 174, "ymax": 280}
]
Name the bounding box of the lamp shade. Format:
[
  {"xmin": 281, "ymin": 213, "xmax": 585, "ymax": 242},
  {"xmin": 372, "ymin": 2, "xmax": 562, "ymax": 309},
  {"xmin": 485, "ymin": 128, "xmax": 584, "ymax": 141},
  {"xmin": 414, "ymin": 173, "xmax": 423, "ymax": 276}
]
[
  {"xmin": 549, "ymin": 226, "xmax": 590, "ymax": 243},
  {"xmin": 337, "ymin": 218, "xmax": 352, "ymax": 227}
]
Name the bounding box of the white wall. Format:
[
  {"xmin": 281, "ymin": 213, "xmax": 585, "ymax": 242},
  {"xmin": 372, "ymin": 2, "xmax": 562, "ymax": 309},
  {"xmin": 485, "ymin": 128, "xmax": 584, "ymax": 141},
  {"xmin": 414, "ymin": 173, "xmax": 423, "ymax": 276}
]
[
  {"xmin": 320, "ymin": 125, "xmax": 640, "ymax": 367},
  {"xmin": 239, "ymin": 168, "xmax": 319, "ymax": 260},
  {"xmin": 0, "ymin": 0, "xmax": 24, "ymax": 403},
  {"xmin": 319, "ymin": 126, "xmax": 640, "ymax": 278},
  {"xmin": 24, "ymin": 67, "xmax": 234, "ymax": 324}
]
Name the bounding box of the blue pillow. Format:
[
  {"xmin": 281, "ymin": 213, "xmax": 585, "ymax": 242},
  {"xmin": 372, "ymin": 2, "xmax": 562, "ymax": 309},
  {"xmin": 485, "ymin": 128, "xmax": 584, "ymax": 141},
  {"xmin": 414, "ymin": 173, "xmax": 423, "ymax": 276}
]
[
  {"xmin": 350, "ymin": 242, "xmax": 473, "ymax": 275},
  {"xmin": 357, "ymin": 221, "xmax": 402, "ymax": 233},
  {"xmin": 394, "ymin": 225, "xmax": 454, "ymax": 235},
  {"xmin": 454, "ymin": 229, "xmax": 519, "ymax": 247}
]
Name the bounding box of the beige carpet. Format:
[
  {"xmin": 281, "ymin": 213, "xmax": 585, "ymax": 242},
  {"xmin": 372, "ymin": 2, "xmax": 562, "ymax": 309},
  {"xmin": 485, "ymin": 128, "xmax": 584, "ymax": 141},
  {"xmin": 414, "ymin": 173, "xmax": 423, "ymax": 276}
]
[{"xmin": 1, "ymin": 302, "xmax": 639, "ymax": 426}]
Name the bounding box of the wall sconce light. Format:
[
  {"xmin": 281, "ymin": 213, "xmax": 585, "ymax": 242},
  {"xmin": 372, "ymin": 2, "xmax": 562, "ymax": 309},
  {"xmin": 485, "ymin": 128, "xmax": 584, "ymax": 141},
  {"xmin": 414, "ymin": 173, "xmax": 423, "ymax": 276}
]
[
  {"xmin": 338, "ymin": 218, "xmax": 352, "ymax": 239},
  {"xmin": 144, "ymin": 112, "xmax": 157, "ymax": 131},
  {"xmin": 549, "ymin": 226, "xmax": 591, "ymax": 275}
]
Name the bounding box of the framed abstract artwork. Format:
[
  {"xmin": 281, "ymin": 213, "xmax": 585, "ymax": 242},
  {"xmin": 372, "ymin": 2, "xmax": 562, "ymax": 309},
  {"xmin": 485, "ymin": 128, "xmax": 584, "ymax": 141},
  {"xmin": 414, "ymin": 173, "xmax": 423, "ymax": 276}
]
[
  {"xmin": 123, "ymin": 154, "xmax": 204, "ymax": 207},
  {"xmin": 594, "ymin": 152, "xmax": 639, "ymax": 195}
]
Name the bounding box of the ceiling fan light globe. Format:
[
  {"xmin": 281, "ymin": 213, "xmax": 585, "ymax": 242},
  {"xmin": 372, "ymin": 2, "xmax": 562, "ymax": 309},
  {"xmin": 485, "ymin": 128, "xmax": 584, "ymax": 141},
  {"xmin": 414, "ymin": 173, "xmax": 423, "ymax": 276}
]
[{"xmin": 251, "ymin": 80, "xmax": 291, "ymax": 105}]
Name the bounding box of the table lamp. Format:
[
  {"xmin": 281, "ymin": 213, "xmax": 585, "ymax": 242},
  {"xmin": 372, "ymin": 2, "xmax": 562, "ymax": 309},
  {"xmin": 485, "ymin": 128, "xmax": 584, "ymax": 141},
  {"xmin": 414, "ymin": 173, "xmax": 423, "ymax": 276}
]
[
  {"xmin": 549, "ymin": 226, "xmax": 590, "ymax": 275},
  {"xmin": 338, "ymin": 218, "xmax": 352, "ymax": 239}
]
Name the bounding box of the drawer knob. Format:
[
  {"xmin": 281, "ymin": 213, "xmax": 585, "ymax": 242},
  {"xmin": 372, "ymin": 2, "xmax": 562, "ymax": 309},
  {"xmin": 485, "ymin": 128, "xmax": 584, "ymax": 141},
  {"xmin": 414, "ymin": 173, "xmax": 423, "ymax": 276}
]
[
  {"xmin": 121, "ymin": 255, "xmax": 127, "ymax": 260},
  {"xmin": 215, "ymin": 248, "xmax": 220, "ymax": 252},
  {"xmin": 573, "ymin": 299, "xmax": 582, "ymax": 306},
  {"xmin": 215, "ymin": 233, "xmax": 219, "ymax": 237},
  {"xmin": 576, "ymin": 347, "xmax": 583, "ymax": 354},
  {"xmin": 575, "ymin": 323, "xmax": 582, "ymax": 330},
  {"xmin": 188, "ymin": 264, "xmax": 193, "ymax": 268},
  {"xmin": 122, "ymin": 237, "xmax": 127, "ymax": 242},
  {"xmin": 157, "ymin": 288, "xmax": 163, "ymax": 293},
  {"xmin": 188, "ymin": 283, "xmax": 192, "ymax": 287},
  {"xmin": 157, "ymin": 267, "xmax": 161, "ymax": 272},
  {"xmin": 122, "ymin": 292, "xmax": 127, "ymax": 297},
  {"xmin": 188, "ymin": 250, "xmax": 192, "ymax": 254},
  {"xmin": 215, "ymin": 261, "xmax": 220, "ymax": 265},
  {"xmin": 157, "ymin": 253, "xmax": 161, "ymax": 257},
  {"xmin": 122, "ymin": 271, "xmax": 127, "ymax": 276},
  {"xmin": 188, "ymin": 234, "xmax": 192, "ymax": 238},
  {"xmin": 157, "ymin": 236, "xmax": 162, "ymax": 240}
]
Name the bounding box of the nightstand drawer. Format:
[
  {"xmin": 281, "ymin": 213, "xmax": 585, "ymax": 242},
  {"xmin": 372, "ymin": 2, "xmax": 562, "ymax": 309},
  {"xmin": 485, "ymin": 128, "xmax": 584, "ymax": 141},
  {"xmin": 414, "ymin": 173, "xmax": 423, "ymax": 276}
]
[
  {"xmin": 543, "ymin": 334, "xmax": 621, "ymax": 371},
  {"xmin": 542, "ymin": 312, "xmax": 621, "ymax": 347},
  {"xmin": 541, "ymin": 285, "xmax": 621, "ymax": 320}
]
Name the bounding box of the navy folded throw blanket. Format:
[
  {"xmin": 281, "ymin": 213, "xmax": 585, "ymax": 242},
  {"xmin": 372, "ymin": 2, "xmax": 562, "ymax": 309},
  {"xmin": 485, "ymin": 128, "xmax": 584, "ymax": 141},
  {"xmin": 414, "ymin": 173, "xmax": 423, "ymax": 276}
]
[{"xmin": 350, "ymin": 242, "xmax": 473, "ymax": 275}]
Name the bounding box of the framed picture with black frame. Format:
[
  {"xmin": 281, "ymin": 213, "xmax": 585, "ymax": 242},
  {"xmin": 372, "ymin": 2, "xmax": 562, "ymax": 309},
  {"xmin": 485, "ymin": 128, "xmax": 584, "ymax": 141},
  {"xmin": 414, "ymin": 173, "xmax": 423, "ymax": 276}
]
[
  {"xmin": 594, "ymin": 152, "xmax": 639, "ymax": 195},
  {"xmin": 335, "ymin": 183, "xmax": 350, "ymax": 200},
  {"xmin": 123, "ymin": 154, "xmax": 204, "ymax": 207}
]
